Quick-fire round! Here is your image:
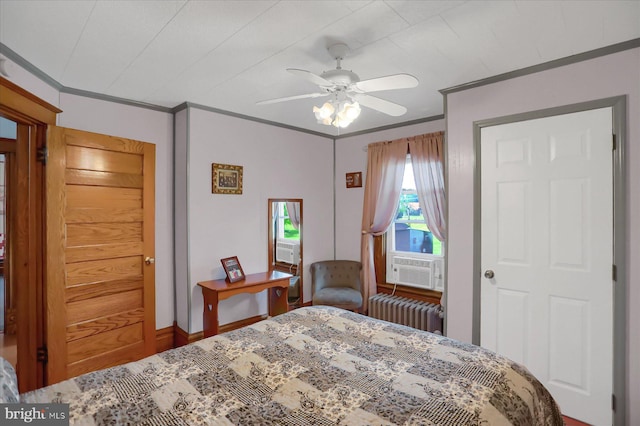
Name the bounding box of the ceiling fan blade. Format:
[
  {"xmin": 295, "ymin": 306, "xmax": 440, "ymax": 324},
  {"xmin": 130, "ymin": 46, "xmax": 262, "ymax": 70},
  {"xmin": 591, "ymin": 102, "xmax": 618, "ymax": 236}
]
[
  {"xmin": 287, "ymin": 68, "xmax": 334, "ymax": 87},
  {"xmin": 256, "ymin": 92, "xmax": 328, "ymax": 105},
  {"xmin": 351, "ymin": 93, "xmax": 407, "ymax": 116},
  {"xmin": 354, "ymin": 73, "xmax": 419, "ymax": 93}
]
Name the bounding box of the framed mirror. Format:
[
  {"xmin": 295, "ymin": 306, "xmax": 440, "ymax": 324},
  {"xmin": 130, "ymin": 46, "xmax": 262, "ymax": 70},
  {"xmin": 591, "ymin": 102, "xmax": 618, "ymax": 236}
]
[{"xmin": 268, "ymin": 198, "xmax": 302, "ymax": 308}]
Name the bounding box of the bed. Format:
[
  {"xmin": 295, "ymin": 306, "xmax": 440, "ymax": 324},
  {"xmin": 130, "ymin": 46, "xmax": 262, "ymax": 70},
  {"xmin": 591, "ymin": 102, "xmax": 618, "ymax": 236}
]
[{"xmin": 8, "ymin": 306, "xmax": 562, "ymax": 425}]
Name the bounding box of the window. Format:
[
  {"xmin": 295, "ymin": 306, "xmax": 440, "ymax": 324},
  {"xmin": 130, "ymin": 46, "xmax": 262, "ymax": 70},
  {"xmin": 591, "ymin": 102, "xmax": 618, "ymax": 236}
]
[
  {"xmin": 388, "ymin": 158, "xmax": 443, "ymax": 255},
  {"xmin": 386, "ymin": 156, "xmax": 444, "ymax": 290}
]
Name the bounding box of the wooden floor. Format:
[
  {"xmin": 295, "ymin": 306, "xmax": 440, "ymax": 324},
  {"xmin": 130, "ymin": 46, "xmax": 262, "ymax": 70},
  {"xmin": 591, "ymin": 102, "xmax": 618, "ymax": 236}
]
[{"xmin": 563, "ymin": 415, "xmax": 590, "ymax": 426}]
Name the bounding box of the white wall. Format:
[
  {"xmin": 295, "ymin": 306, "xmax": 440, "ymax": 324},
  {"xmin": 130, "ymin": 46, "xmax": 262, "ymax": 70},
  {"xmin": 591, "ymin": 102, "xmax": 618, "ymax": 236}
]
[
  {"xmin": 58, "ymin": 93, "xmax": 175, "ymax": 329},
  {"xmin": 445, "ymin": 47, "xmax": 640, "ymax": 423},
  {"xmin": 335, "ymin": 120, "xmax": 445, "ymax": 262},
  {"xmin": 0, "ymin": 56, "xmax": 59, "ymax": 108},
  {"xmin": 183, "ymin": 107, "xmax": 334, "ymax": 332}
]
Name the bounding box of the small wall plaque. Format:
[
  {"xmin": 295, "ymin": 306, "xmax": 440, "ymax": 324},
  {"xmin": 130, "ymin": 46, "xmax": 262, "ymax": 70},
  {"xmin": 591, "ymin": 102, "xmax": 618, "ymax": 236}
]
[
  {"xmin": 212, "ymin": 163, "xmax": 243, "ymax": 194},
  {"xmin": 346, "ymin": 172, "xmax": 362, "ymax": 188}
]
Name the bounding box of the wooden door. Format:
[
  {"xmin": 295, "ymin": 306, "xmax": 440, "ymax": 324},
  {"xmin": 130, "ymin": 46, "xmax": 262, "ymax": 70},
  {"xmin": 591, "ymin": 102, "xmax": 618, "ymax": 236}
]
[
  {"xmin": 480, "ymin": 108, "xmax": 613, "ymax": 425},
  {"xmin": 46, "ymin": 126, "xmax": 156, "ymax": 384}
]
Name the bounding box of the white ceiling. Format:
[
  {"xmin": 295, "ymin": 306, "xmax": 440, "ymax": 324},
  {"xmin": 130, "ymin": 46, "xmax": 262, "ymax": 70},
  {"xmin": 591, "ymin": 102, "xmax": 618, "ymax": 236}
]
[{"xmin": 1, "ymin": 0, "xmax": 638, "ymax": 136}]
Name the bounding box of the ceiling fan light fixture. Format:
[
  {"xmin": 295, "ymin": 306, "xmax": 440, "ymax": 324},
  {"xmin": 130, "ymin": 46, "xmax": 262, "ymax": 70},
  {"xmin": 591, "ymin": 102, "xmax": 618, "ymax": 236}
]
[
  {"xmin": 332, "ymin": 115, "xmax": 351, "ymax": 128},
  {"xmin": 320, "ymin": 116, "xmax": 333, "ymax": 125},
  {"xmin": 313, "ymin": 102, "xmax": 335, "ymax": 122},
  {"xmin": 332, "ymin": 101, "xmax": 360, "ymax": 128},
  {"xmin": 314, "ymin": 99, "xmax": 361, "ymax": 128},
  {"xmin": 342, "ymin": 101, "xmax": 361, "ymax": 120},
  {"xmin": 260, "ymin": 43, "xmax": 418, "ymax": 127}
]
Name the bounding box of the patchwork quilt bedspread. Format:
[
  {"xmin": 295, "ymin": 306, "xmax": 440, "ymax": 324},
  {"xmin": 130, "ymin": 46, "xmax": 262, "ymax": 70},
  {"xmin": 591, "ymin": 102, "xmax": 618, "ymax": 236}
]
[{"xmin": 23, "ymin": 306, "xmax": 562, "ymax": 425}]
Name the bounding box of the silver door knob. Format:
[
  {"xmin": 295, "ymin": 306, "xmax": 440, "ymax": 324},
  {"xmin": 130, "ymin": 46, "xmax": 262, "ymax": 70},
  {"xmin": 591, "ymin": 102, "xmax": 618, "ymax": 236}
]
[
  {"xmin": 145, "ymin": 257, "xmax": 155, "ymax": 265},
  {"xmin": 484, "ymin": 269, "xmax": 494, "ymax": 279}
]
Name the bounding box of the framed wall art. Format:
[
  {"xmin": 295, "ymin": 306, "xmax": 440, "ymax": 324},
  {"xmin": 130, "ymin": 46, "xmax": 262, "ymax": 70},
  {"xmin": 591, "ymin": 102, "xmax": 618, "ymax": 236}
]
[
  {"xmin": 345, "ymin": 171, "xmax": 362, "ymax": 188},
  {"xmin": 220, "ymin": 256, "xmax": 245, "ymax": 283},
  {"xmin": 212, "ymin": 163, "xmax": 243, "ymax": 194}
]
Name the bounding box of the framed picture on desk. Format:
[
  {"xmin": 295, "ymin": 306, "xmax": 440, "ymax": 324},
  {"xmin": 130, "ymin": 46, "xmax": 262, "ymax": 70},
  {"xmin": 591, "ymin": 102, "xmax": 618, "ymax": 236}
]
[{"xmin": 221, "ymin": 256, "xmax": 245, "ymax": 283}]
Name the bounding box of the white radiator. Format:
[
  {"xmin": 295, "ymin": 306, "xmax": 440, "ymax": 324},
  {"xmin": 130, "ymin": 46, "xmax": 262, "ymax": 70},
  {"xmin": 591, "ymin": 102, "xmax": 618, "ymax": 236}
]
[{"xmin": 368, "ymin": 294, "xmax": 443, "ymax": 334}]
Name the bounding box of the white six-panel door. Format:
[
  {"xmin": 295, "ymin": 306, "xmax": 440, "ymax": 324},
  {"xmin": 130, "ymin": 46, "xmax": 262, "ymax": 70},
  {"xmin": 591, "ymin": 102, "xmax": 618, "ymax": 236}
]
[{"xmin": 480, "ymin": 108, "xmax": 613, "ymax": 425}]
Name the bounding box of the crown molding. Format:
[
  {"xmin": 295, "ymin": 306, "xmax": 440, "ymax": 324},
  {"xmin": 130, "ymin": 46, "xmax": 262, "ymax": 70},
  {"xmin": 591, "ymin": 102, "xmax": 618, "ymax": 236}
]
[{"xmin": 440, "ymin": 38, "xmax": 640, "ymax": 95}]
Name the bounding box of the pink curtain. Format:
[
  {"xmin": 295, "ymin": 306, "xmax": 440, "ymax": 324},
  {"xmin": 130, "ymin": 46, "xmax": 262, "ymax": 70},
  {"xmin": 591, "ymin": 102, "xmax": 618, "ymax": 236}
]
[
  {"xmin": 360, "ymin": 140, "xmax": 408, "ymax": 313},
  {"xmin": 409, "ymin": 132, "xmax": 446, "ymax": 242},
  {"xmin": 286, "ymin": 202, "xmax": 300, "ymax": 230}
]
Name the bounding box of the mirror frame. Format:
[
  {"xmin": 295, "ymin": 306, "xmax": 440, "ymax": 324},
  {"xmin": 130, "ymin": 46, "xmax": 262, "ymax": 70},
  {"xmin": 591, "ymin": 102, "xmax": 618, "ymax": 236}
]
[{"xmin": 268, "ymin": 198, "xmax": 303, "ymax": 307}]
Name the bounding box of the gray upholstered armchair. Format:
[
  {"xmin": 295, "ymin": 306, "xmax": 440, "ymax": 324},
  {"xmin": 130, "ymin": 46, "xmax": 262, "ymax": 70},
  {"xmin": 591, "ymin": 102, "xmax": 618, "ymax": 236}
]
[{"xmin": 310, "ymin": 260, "xmax": 363, "ymax": 311}]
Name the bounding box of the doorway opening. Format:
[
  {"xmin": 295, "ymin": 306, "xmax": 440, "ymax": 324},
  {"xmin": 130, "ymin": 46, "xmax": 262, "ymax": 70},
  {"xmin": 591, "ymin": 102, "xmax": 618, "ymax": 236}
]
[
  {"xmin": 0, "ymin": 76, "xmax": 58, "ymax": 392},
  {"xmin": 0, "ymin": 116, "xmax": 17, "ymax": 368}
]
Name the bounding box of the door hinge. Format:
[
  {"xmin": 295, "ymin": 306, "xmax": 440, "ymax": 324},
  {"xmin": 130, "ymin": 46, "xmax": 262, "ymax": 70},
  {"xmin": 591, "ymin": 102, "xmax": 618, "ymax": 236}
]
[
  {"xmin": 36, "ymin": 346, "xmax": 48, "ymax": 364},
  {"xmin": 37, "ymin": 146, "xmax": 48, "ymax": 165},
  {"xmin": 612, "ymin": 264, "xmax": 617, "ymax": 282},
  {"xmin": 612, "ymin": 134, "xmax": 616, "ymax": 150},
  {"xmin": 612, "ymin": 393, "xmax": 616, "ymax": 411}
]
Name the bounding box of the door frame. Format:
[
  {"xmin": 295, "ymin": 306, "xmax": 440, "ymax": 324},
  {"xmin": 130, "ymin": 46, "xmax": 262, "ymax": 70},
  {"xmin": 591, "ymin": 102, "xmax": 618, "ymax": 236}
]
[
  {"xmin": 0, "ymin": 76, "xmax": 61, "ymax": 391},
  {"xmin": 472, "ymin": 96, "xmax": 627, "ymax": 425}
]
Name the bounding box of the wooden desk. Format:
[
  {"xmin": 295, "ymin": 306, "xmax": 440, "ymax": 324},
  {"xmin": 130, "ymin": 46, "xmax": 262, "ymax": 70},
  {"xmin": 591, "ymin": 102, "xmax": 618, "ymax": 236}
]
[{"xmin": 198, "ymin": 271, "xmax": 292, "ymax": 337}]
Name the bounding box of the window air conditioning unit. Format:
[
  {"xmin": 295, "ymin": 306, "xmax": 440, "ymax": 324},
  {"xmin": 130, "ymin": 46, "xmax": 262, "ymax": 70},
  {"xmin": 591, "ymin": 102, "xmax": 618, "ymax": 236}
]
[
  {"xmin": 391, "ymin": 256, "xmax": 435, "ymax": 290},
  {"xmin": 276, "ymin": 241, "xmax": 300, "ymax": 264}
]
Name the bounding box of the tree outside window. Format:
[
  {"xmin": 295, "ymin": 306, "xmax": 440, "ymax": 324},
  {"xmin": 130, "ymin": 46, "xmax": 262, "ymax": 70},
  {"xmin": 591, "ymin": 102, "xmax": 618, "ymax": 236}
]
[
  {"xmin": 278, "ymin": 203, "xmax": 299, "ymax": 241},
  {"xmin": 390, "ymin": 159, "xmax": 443, "ymax": 256}
]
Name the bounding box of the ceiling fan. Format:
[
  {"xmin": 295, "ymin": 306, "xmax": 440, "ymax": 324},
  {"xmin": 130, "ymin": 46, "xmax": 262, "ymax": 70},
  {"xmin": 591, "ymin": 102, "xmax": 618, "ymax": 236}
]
[{"xmin": 257, "ymin": 43, "xmax": 419, "ymax": 127}]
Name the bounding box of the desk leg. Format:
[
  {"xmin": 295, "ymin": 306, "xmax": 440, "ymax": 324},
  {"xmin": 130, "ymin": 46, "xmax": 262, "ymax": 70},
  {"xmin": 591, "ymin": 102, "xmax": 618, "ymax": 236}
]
[
  {"xmin": 268, "ymin": 284, "xmax": 289, "ymax": 317},
  {"xmin": 202, "ymin": 289, "xmax": 219, "ymax": 337}
]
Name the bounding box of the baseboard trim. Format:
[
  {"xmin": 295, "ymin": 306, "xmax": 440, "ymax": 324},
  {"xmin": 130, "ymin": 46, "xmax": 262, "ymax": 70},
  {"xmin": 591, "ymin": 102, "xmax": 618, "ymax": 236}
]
[
  {"xmin": 155, "ymin": 326, "xmax": 174, "ymax": 353},
  {"xmin": 173, "ymin": 323, "xmax": 202, "ymax": 348},
  {"xmin": 172, "ymin": 314, "xmax": 268, "ymax": 347}
]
